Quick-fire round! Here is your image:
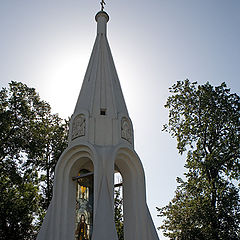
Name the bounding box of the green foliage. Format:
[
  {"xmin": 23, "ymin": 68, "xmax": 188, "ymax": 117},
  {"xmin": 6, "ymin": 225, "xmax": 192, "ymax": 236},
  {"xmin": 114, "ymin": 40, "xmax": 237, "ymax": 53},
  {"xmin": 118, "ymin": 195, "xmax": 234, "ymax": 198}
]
[
  {"xmin": 0, "ymin": 81, "xmax": 68, "ymax": 239},
  {"xmin": 158, "ymin": 80, "xmax": 240, "ymax": 239},
  {"xmin": 114, "ymin": 188, "xmax": 124, "ymax": 240},
  {"xmin": 0, "ymin": 162, "xmax": 39, "ymax": 240},
  {"xmin": 25, "ymin": 108, "xmax": 69, "ymax": 209}
]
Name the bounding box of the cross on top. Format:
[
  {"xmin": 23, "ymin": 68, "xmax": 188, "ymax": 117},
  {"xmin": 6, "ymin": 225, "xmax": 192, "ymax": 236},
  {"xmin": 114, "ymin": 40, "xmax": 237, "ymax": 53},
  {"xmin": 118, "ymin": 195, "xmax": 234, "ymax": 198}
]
[{"xmin": 100, "ymin": 0, "xmax": 106, "ymax": 11}]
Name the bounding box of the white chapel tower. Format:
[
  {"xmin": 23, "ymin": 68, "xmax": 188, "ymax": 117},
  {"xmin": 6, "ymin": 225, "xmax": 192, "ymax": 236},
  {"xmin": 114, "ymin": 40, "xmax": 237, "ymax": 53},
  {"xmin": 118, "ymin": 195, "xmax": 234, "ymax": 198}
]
[{"xmin": 37, "ymin": 9, "xmax": 159, "ymax": 240}]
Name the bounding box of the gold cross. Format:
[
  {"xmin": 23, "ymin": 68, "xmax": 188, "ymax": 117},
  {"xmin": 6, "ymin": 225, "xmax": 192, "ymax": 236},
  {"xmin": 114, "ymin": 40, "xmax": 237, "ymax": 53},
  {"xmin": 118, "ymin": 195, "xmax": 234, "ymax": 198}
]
[{"xmin": 100, "ymin": 0, "xmax": 106, "ymax": 11}]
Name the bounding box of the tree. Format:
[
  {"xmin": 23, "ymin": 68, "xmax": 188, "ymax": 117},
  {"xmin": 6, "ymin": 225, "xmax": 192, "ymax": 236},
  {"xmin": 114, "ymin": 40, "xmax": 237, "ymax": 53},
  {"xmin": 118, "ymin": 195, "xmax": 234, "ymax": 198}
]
[
  {"xmin": 114, "ymin": 188, "xmax": 124, "ymax": 240},
  {"xmin": 0, "ymin": 81, "xmax": 68, "ymax": 239},
  {"xmin": 157, "ymin": 80, "xmax": 240, "ymax": 239},
  {"xmin": 25, "ymin": 107, "xmax": 68, "ymax": 211},
  {"xmin": 0, "ymin": 162, "xmax": 39, "ymax": 240}
]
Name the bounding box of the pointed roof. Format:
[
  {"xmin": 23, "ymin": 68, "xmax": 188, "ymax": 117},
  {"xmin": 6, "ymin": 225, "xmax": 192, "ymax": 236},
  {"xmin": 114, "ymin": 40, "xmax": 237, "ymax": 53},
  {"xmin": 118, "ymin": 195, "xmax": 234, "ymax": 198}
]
[{"xmin": 74, "ymin": 11, "xmax": 129, "ymax": 118}]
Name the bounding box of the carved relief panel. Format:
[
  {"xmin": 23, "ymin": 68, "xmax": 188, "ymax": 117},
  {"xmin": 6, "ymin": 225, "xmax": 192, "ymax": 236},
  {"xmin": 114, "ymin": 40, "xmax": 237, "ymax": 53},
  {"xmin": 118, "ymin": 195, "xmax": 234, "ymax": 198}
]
[
  {"xmin": 121, "ymin": 117, "xmax": 132, "ymax": 144},
  {"xmin": 72, "ymin": 114, "xmax": 86, "ymax": 140}
]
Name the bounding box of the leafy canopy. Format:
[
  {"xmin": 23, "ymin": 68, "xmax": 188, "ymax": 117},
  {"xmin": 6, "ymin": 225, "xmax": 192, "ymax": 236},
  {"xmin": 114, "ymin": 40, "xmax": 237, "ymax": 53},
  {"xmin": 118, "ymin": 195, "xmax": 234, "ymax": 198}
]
[
  {"xmin": 0, "ymin": 81, "xmax": 68, "ymax": 239},
  {"xmin": 158, "ymin": 80, "xmax": 240, "ymax": 240}
]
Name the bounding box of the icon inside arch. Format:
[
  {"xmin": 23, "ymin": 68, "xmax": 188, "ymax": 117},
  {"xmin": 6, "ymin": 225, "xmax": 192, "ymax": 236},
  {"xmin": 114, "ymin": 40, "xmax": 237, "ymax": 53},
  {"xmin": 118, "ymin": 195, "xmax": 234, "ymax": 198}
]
[{"xmin": 74, "ymin": 169, "xmax": 93, "ymax": 240}]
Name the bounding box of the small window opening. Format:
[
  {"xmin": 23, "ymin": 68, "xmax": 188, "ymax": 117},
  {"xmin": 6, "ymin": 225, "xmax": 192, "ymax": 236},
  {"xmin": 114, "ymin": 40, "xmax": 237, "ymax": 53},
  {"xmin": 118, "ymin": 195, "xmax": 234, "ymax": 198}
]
[{"xmin": 100, "ymin": 108, "xmax": 106, "ymax": 115}]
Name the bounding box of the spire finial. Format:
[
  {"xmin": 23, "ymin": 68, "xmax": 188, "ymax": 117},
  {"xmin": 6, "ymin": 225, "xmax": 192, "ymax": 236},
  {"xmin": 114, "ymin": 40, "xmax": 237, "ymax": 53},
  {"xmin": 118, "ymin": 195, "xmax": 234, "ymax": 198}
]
[{"xmin": 100, "ymin": 0, "xmax": 106, "ymax": 11}]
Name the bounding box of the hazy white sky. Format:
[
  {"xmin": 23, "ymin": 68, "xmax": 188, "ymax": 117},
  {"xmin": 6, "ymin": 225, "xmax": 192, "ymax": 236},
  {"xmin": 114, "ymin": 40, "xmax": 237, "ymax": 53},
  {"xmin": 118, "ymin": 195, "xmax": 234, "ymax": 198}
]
[{"xmin": 0, "ymin": 1, "xmax": 240, "ymax": 239}]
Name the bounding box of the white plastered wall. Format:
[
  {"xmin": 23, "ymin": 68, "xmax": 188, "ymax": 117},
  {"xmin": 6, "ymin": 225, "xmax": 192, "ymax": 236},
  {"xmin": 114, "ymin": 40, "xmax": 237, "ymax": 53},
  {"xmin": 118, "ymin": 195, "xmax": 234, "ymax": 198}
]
[{"xmin": 37, "ymin": 142, "xmax": 159, "ymax": 240}]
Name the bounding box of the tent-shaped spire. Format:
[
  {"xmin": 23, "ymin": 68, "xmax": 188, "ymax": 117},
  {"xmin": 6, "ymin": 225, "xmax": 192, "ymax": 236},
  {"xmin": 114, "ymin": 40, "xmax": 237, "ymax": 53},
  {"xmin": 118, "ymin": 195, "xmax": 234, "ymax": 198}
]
[
  {"xmin": 69, "ymin": 11, "xmax": 133, "ymax": 147},
  {"xmin": 74, "ymin": 11, "xmax": 128, "ymax": 118}
]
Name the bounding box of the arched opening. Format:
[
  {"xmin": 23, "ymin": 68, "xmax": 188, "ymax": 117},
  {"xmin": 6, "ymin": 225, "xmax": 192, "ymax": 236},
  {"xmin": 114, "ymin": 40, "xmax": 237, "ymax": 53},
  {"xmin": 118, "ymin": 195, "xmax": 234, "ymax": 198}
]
[
  {"xmin": 114, "ymin": 149, "xmax": 147, "ymax": 240},
  {"xmin": 73, "ymin": 160, "xmax": 94, "ymax": 240},
  {"xmin": 114, "ymin": 166, "xmax": 124, "ymax": 240}
]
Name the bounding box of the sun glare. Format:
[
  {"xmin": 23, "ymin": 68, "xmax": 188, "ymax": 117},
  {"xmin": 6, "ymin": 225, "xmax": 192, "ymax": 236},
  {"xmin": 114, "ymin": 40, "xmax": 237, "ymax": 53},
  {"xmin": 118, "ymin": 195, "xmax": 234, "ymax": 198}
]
[{"xmin": 42, "ymin": 51, "xmax": 90, "ymax": 118}]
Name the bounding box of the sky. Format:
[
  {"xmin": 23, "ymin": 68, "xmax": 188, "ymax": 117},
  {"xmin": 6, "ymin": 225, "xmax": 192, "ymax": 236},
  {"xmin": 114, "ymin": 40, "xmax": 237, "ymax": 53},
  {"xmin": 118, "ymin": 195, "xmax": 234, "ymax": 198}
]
[{"xmin": 0, "ymin": 0, "xmax": 240, "ymax": 239}]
